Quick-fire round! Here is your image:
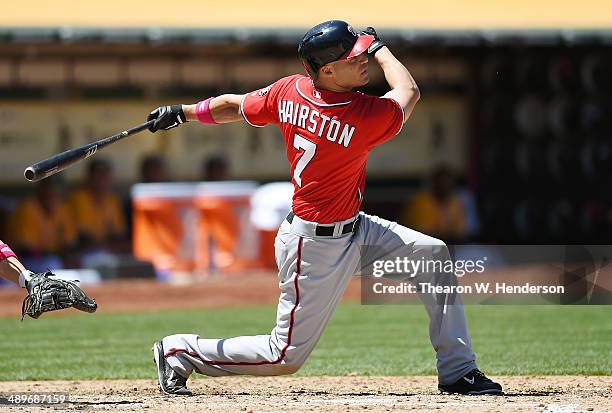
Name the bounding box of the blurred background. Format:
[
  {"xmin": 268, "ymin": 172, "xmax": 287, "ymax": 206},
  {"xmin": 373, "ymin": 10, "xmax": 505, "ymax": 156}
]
[{"xmin": 1, "ymin": 0, "xmax": 612, "ymax": 281}]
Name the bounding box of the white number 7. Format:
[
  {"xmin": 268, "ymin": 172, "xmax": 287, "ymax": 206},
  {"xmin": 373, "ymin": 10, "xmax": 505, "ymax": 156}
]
[{"xmin": 293, "ymin": 133, "xmax": 316, "ymax": 187}]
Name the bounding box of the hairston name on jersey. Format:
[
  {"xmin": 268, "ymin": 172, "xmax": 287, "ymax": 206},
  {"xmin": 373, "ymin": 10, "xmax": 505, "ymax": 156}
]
[{"xmin": 278, "ymin": 99, "xmax": 355, "ymax": 148}]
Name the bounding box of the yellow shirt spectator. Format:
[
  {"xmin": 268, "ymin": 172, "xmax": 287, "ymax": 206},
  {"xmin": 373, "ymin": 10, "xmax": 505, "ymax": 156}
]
[
  {"xmin": 8, "ymin": 197, "xmax": 76, "ymax": 254},
  {"xmin": 402, "ymin": 191, "xmax": 467, "ymax": 240},
  {"xmin": 66, "ymin": 188, "xmax": 126, "ymax": 246}
]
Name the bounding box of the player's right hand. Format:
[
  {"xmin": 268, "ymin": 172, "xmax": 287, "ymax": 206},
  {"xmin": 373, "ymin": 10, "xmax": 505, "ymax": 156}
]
[
  {"xmin": 361, "ymin": 27, "xmax": 386, "ymax": 56},
  {"xmin": 147, "ymin": 105, "xmax": 187, "ymax": 133}
]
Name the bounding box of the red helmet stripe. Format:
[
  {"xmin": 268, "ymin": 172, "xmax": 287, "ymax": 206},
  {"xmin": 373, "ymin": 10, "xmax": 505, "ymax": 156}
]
[{"xmin": 344, "ymin": 34, "xmax": 374, "ymax": 59}]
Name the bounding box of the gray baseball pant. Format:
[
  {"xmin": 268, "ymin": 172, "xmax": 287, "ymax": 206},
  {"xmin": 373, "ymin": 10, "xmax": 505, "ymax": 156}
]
[{"xmin": 162, "ymin": 212, "xmax": 477, "ymax": 384}]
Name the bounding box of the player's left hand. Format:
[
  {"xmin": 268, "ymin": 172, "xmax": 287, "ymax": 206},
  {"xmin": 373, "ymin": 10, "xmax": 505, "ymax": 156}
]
[
  {"xmin": 147, "ymin": 105, "xmax": 187, "ymax": 132},
  {"xmin": 21, "ymin": 271, "xmax": 97, "ymax": 320},
  {"xmin": 361, "ymin": 27, "xmax": 386, "ymax": 56}
]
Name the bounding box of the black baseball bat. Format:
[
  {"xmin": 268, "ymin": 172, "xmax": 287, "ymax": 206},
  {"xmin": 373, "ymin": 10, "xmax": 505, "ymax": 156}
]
[{"xmin": 24, "ymin": 119, "xmax": 155, "ymax": 182}]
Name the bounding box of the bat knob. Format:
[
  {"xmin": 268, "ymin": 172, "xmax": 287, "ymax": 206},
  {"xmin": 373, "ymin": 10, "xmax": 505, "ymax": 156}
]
[{"xmin": 24, "ymin": 167, "xmax": 36, "ymax": 182}]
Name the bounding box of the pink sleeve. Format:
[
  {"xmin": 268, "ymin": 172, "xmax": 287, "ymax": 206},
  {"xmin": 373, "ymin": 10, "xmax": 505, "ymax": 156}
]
[{"xmin": 0, "ymin": 243, "xmax": 17, "ymax": 261}]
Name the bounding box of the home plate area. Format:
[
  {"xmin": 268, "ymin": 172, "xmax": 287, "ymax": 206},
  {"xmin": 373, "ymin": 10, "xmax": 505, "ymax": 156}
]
[{"xmin": 0, "ymin": 376, "xmax": 610, "ymax": 413}]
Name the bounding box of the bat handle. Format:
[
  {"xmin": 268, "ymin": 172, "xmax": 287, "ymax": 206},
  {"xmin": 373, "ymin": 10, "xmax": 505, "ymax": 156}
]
[{"xmin": 129, "ymin": 119, "xmax": 156, "ymax": 134}]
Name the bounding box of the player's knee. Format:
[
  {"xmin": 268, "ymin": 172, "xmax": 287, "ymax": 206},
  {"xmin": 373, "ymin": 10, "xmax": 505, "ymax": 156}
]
[
  {"xmin": 276, "ymin": 361, "xmax": 302, "ymax": 375},
  {"xmin": 413, "ymin": 235, "xmax": 448, "ymax": 258},
  {"xmin": 429, "ymin": 237, "xmax": 447, "ymax": 252},
  {"xmin": 268, "ymin": 338, "xmax": 305, "ymax": 374},
  {"xmin": 431, "ymin": 238, "xmax": 450, "ymax": 261}
]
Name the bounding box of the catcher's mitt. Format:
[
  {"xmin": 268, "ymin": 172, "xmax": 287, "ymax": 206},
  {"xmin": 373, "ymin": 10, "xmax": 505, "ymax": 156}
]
[{"xmin": 21, "ymin": 271, "xmax": 97, "ymax": 320}]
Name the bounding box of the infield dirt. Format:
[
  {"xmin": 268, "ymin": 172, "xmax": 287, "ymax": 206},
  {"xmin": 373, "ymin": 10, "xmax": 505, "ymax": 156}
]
[{"xmin": 0, "ymin": 376, "xmax": 610, "ymax": 412}]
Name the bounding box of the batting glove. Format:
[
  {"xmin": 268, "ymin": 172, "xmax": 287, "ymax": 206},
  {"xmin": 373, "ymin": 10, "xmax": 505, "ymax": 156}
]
[
  {"xmin": 147, "ymin": 105, "xmax": 187, "ymax": 133},
  {"xmin": 361, "ymin": 27, "xmax": 386, "ymax": 56}
]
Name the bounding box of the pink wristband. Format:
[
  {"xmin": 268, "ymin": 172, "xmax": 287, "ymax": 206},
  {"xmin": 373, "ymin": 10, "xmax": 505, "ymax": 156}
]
[
  {"xmin": 0, "ymin": 243, "xmax": 17, "ymax": 261},
  {"xmin": 195, "ymin": 98, "xmax": 218, "ymax": 124}
]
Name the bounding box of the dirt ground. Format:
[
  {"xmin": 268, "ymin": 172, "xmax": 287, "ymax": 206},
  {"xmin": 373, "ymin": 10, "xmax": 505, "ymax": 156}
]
[{"xmin": 0, "ymin": 376, "xmax": 610, "ymax": 412}]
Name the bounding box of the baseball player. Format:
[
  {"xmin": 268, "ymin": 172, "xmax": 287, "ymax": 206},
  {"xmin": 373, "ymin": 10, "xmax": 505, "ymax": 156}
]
[
  {"xmin": 148, "ymin": 20, "xmax": 502, "ymax": 396},
  {"xmin": 0, "ymin": 239, "xmax": 97, "ymax": 319}
]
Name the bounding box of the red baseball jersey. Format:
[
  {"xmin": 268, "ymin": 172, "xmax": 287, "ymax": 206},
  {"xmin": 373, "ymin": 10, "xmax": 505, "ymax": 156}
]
[{"xmin": 241, "ymin": 74, "xmax": 404, "ymax": 223}]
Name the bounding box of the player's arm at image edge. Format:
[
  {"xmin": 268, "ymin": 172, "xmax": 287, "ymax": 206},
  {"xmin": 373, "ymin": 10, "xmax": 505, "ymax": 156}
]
[
  {"xmin": 0, "ymin": 241, "xmax": 28, "ymax": 286},
  {"xmin": 183, "ymin": 94, "xmax": 246, "ymax": 124},
  {"xmin": 376, "ymin": 47, "xmax": 420, "ymax": 123}
]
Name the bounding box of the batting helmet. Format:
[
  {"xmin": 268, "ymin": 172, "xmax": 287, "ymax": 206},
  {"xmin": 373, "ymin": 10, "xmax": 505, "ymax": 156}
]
[{"xmin": 298, "ymin": 20, "xmax": 374, "ymax": 77}]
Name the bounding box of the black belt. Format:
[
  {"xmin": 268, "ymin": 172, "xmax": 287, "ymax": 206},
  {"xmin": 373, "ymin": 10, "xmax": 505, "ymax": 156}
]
[{"xmin": 286, "ymin": 212, "xmax": 360, "ymax": 237}]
